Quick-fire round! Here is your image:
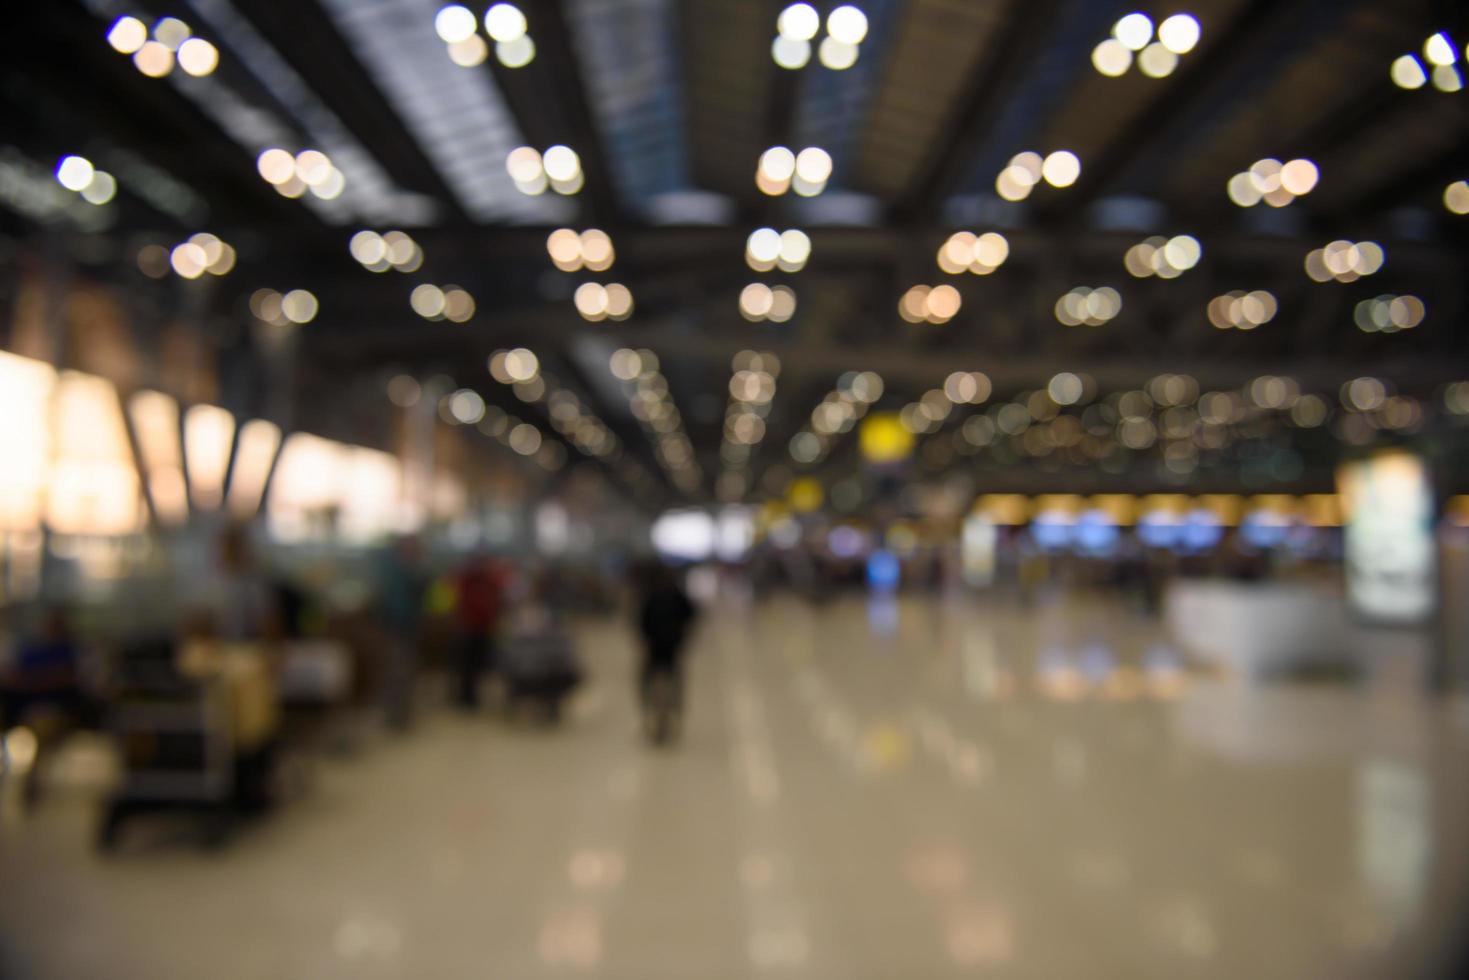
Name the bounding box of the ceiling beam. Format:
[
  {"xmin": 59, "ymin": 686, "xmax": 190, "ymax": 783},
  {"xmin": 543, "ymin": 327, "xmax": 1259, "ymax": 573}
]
[
  {"xmin": 483, "ymin": 0, "xmax": 623, "ymax": 225},
  {"xmin": 233, "ymin": 0, "xmax": 464, "ymax": 216},
  {"xmin": 1044, "ymin": 0, "xmax": 1311, "ymax": 222},
  {"xmin": 886, "ymin": 0, "xmax": 1063, "ymax": 223}
]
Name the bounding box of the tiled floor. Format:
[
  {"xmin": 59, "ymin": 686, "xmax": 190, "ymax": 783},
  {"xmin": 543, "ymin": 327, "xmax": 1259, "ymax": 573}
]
[{"xmin": 3, "ymin": 592, "xmax": 1468, "ymax": 979}]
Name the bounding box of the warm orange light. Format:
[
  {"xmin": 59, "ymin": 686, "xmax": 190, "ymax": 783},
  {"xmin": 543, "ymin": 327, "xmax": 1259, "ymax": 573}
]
[
  {"xmin": 184, "ymin": 404, "xmax": 236, "ymax": 511},
  {"xmin": 1193, "ymin": 494, "xmax": 1243, "ymax": 526},
  {"xmin": 227, "ymin": 419, "xmax": 281, "ymax": 519},
  {"xmin": 1302, "ymin": 494, "xmax": 1342, "ymax": 527},
  {"xmin": 48, "ymin": 372, "xmax": 144, "ymax": 535},
  {"xmin": 0, "ymin": 351, "xmax": 56, "ymax": 532},
  {"xmin": 128, "ymin": 390, "xmax": 188, "ymax": 525},
  {"xmin": 1087, "ymin": 494, "xmax": 1136, "ymax": 525},
  {"xmin": 974, "ymin": 494, "xmax": 1029, "ymax": 525}
]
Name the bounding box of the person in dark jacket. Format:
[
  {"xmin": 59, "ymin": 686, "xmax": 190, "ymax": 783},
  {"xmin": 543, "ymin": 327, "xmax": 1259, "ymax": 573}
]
[
  {"xmin": 378, "ymin": 535, "xmax": 427, "ymax": 729},
  {"xmin": 635, "ymin": 563, "xmax": 697, "ymax": 742}
]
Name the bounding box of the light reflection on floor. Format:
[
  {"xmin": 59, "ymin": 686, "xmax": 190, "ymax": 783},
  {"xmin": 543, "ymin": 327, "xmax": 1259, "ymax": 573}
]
[{"xmin": 1, "ymin": 592, "xmax": 1467, "ymax": 979}]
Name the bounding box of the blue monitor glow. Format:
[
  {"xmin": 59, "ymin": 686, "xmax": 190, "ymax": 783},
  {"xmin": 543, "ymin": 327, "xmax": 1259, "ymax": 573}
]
[
  {"xmin": 1137, "ymin": 513, "xmax": 1183, "ymax": 549},
  {"xmin": 1240, "ymin": 512, "xmax": 1291, "ymax": 550},
  {"xmin": 1178, "ymin": 510, "xmax": 1224, "ymax": 552},
  {"xmin": 866, "ymin": 548, "xmax": 901, "ymax": 592},
  {"xmin": 1030, "ymin": 514, "xmax": 1074, "ymax": 552},
  {"xmin": 1073, "ymin": 511, "xmax": 1120, "ymax": 556},
  {"xmin": 828, "ymin": 524, "xmax": 868, "ymax": 559}
]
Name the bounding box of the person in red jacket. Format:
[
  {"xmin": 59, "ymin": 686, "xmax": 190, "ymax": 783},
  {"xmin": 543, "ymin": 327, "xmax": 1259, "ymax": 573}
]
[{"xmin": 452, "ymin": 556, "xmax": 508, "ymax": 710}]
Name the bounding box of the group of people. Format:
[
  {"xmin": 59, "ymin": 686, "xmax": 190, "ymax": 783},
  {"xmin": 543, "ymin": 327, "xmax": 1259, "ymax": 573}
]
[
  {"xmin": 0, "ymin": 526, "xmax": 704, "ymax": 817},
  {"xmin": 377, "ymin": 537, "xmax": 699, "ymax": 739}
]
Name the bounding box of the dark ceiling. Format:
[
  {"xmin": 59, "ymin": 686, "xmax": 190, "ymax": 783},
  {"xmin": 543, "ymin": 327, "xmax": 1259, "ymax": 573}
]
[{"xmin": 2, "ymin": 0, "xmax": 1468, "ymax": 506}]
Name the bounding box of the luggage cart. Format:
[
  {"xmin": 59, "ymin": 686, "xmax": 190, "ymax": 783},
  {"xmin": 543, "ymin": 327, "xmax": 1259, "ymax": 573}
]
[
  {"xmin": 499, "ymin": 627, "xmax": 582, "ymax": 724},
  {"xmin": 97, "ymin": 641, "xmax": 235, "ymax": 851}
]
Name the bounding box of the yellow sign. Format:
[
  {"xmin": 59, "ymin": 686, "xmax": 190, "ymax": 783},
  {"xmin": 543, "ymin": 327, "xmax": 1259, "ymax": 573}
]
[
  {"xmin": 787, "ymin": 477, "xmax": 823, "ymax": 513},
  {"xmin": 858, "ymin": 412, "xmax": 914, "ymax": 464}
]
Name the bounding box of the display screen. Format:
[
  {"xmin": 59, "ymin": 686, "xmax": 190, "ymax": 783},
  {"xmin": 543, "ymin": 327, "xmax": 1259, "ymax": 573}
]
[{"xmin": 1338, "ymin": 452, "xmax": 1436, "ymax": 624}]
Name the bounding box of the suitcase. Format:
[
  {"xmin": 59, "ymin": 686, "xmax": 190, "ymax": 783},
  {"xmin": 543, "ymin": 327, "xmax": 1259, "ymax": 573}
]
[{"xmin": 499, "ymin": 622, "xmax": 582, "ymax": 720}]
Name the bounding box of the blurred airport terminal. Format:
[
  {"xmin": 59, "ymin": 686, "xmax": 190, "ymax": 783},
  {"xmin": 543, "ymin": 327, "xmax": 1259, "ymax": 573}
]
[{"xmin": 3, "ymin": 1, "xmax": 1469, "ymax": 977}]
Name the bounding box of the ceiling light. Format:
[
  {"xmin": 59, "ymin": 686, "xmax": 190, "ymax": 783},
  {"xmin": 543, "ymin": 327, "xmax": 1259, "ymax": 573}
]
[
  {"xmin": 546, "ymin": 228, "xmax": 581, "ymax": 269},
  {"xmin": 938, "ymin": 231, "xmax": 975, "ymax": 273},
  {"xmin": 484, "ymin": 3, "xmax": 527, "ymax": 42},
  {"xmin": 972, "ymin": 231, "xmax": 1008, "ymax": 272},
  {"xmin": 107, "ymin": 16, "xmax": 148, "ymax": 54},
  {"xmin": 55, "ymin": 155, "xmax": 95, "ymax": 191},
  {"xmin": 795, "ymin": 146, "xmax": 833, "ymax": 184},
  {"xmin": 282, "ymin": 289, "xmax": 318, "ymax": 324},
  {"xmin": 511, "ymin": 348, "xmax": 546, "ymax": 382},
  {"xmin": 1226, "ymin": 171, "xmax": 1261, "ymax": 206},
  {"xmin": 1157, "ymin": 14, "xmax": 1200, "ymax": 54},
  {"xmin": 1113, "ymin": 13, "xmax": 1153, "ymax": 51},
  {"xmin": 740, "ymin": 283, "xmax": 774, "ymax": 320},
  {"xmin": 899, "ymin": 285, "xmax": 929, "ymax": 323},
  {"xmin": 170, "ymin": 242, "xmax": 207, "ymax": 279},
  {"xmin": 778, "ymin": 229, "xmax": 811, "ymax": 270},
  {"xmin": 542, "ymin": 145, "xmax": 580, "ymax": 182},
  {"xmin": 80, "ymin": 170, "xmax": 117, "ymax": 205},
  {"xmin": 574, "ymin": 282, "xmax": 609, "ymax": 321},
  {"xmin": 443, "ymin": 287, "xmax": 475, "ymax": 322},
  {"xmin": 1445, "ymin": 180, "xmax": 1469, "ymax": 214},
  {"xmin": 818, "ymin": 37, "xmax": 859, "ymax": 70},
  {"xmin": 295, "ymin": 149, "xmax": 334, "ymax": 186},
  {"xmin": 1424, "ymin": 31, "xmax": 1457, "ymax": 67},
  {"xmin": 1137, "ymin": 42, "xmax": 1178, "ymax": 77},
  {"xmin": 1279, "ymin": 158, "xmax": 1318, "ymax": 195},
  {"xmin": 1207, "ymin": 290, "xmax": 1276, "ymax": 329},
  {"xmin": 1048, "ymin": 372, "xmax": 1084, "ymax": 406},
  {"xmin": 435, "ymin": 4, "xmax": 477, "ymax": 42},
  {"xmin": 772, "ymin": 35, "xmax": 811, "ymax": 69},
  {"xmin": 176, "ymin": 37, "xmax": 219, "ymax": 76},
  {"xmin": 759, "ymin": 146, "xmax": 797, "ymax": 183},
  {"xmin": 924, "ymin": 284, "xmax": 961, "ymax": 322},
  {"xmin": 747, "ymin": 227, "xmax": 782, "ymax": 267},
  {"xmin": 769, "ymin": 286, "xmax": 797, "ymax": 322},
  {"xmin": 605, "ymin": 283, "xmax": 633, "ymax": 320},
  {"xmin": 580, "ymin": 229, "xmax": 613, "ymax": 270},
  {"xmin": 450, "ymin": 35, "xmax": 489, "ymax": 67},
  {"xmin": 1391, "ymin": 54, "xmax": 1428, "ymax": 89},
  {"xmin": 1055, "ymin": 286, "xmax": 1120, "ymax": 326},
  {"xmin": 411, "ymin": 283, "xmax": 446, "ymax": 319},
  {"xmin": 827, "ymin": 5, "xmax": 869, "ymax": 44},
  {"xmin": 1011, "ymin": 150, "xmax": 1043, "ymax": 181},
  {"xmin": 1041, "ymin": 150, "xmax": 1081, "ymax": 187},
  {"xmin": 777, "ymin": 3, "xmax": 820, "ymax": 42},
  {"xmin": 496, "ymin": 35, "xmax": 535, "ymax": 68},
  {"xmin": 1431, "ymin": 64, "xmax": 1463, "ymax": 92},
  {"xmin": 309, "ymin": 166, "xmax": 346, "ymax": 199},
  {"xmin": 133, "ymin": 41, "xmax": 174, "ymax": 77},
  {"xmin": 153, "ymin": 17, "xmax": 191, "ymax": 49},
  {"xmin": 1092, "ymin": 39, "xmax": 1132, "ymax": 76},
  {"xmin": 257, "ymin": 147, "xmax": 295, "ymax": 184},
  {"xmin": 506, "ymin": 145, "xmax": 543, "ymax": 183}
]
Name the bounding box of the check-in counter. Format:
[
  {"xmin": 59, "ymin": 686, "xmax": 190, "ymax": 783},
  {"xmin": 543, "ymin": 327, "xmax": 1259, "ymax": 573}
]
[{"xmin": 1164, "ymin": 580, "xmax": 1351, "ymax": 679}]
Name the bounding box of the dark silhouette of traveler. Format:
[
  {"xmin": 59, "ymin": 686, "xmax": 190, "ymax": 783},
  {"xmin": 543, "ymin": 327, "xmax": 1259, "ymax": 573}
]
[
  {"xmin": 0, "ymin": 608, "xmax": 85, "ymax": 810},
  {"xmin": 636, "ymin": 563, "xmax": 696, "ymax": 744},
  {"xmin": 377, "ymin": 535, "xmax": 427, "ymax": 729}
]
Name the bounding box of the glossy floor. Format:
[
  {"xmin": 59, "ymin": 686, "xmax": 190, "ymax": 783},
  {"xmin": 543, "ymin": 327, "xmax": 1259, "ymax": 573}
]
[{"xmin": 3, "ymin": 593, "xmax": 1469, "ymax": 979}]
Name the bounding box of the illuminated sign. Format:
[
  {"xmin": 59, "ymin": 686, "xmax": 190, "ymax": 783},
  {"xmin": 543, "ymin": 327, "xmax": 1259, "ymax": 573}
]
[{"xmin": 1338, "ymin": 451, "xmax": 1435, "ymax": 624}]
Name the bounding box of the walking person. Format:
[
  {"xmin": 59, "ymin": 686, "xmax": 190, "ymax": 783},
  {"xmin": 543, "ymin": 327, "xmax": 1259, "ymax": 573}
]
[{"xmin": 635, "ymin": 563, "xmax": 697, "ymax": 744}]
